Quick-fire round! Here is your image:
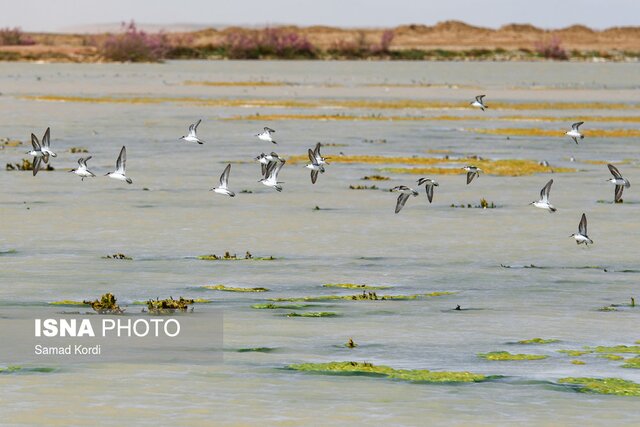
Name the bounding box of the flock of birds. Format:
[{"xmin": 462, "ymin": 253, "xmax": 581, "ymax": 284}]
[{"xmin": 23, "ymin": 94, "xmax": 632, "ymax": 247}]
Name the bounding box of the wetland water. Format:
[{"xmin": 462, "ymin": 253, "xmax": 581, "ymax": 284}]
[{"xmin": 1, "ymin": 60, "xmax": 640, "ymax": 425}]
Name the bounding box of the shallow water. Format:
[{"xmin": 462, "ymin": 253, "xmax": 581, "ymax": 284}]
[{"xmin": 1, "ymin": 60, "xmax": 640, "ymax": 426}]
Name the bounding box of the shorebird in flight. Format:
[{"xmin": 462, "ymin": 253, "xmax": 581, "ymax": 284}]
[
  {"xmin": 257, "ymin": 127, "xmax": 277, "ymax": 144},
  {"xmin": 417, "ymin": 178, "xmax": 439, "ymax": 203},
  {"xmin": 392, "ymin": 186, "xmax": 419, "ymax": 213},
  {"xmin": 106, "ymin": 146, "xmax": 132, "ymax": 184},
  {"xmin": 606, "ymin": 164, "xmax": 630, "ymax": 203},
  {"xmin": 255, "ymin": 152, "xmax": 284, "ymax": 175},
  {"xmin": 463, "ymin": 165, "xmax": 481, "ymax": 184},
  {"xmin": 210, "ymin": 164, "xmax": 235, "ymax": 197},
  {"xmin": 27, "ymin": 130, "xmax": 49, "ymax": 176},
  {"xmin": 530, "ymin": 179, "xmax": 556, "ymax": 212},
  {"xmin": 566, "ymin": 122, "xmax": 584, "ymax": 144},
  {"xmin": 180, "ymin": 119, "xmax": 205, "ymax": 144},
  {"xmin": 570, "ymin": 213, "xmax": 593, "ymax": 246},
  {"xmin": 305, "ymin": 148, "xmax": 325, "ymax": 184},
  {"xmin": 39, "ymin": 127, "xmax": 56, "ymax": 159},
  {"xmin": 70, "ymin": 156, "xmax": 95, "ymax": 181},
  {"xmin": 470, "ymin": 95, "xmax": 488, "ymax": 111},
  {"xmin": 259, "ymin": 158, "xmax": 285, "ymax": 191}
]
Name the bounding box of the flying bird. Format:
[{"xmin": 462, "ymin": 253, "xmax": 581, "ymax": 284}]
[
  {"xmin": 179, "ymin": 119, "xmax": 205, "ymax": 144},
  {"xmin": 305, "ymin": 148, "xmax": 325, "ymax": 184},
  {"xmin": 255, "ymin": 152, "xmax": 284, "ymax": 176},
  {"xmin": 106, "ymin": 146, "xmax": 132, "ymax": 184},
  {"xmin": 210, "ymin": 164, "xmax": 235, "ymax": 197},
  {"xmin": 38, "ymin": 127, "xmax": 56, "ymax": 159},
  {"xmin": 392, "ymin": 186, "xmax": 419, "ymax": 213},
  {"xmin": 462, "ymin": 165, "xmax": 481, "ymax": 185},
  {"xmin": 530, "ymin": 179, "xmax": 556, "ymax": 212},
  {"xmin": 566, "ymin": 122, "xmax": 584, "ymax": 144},
  {"xmin": 259, "ymin": 158, "xmax": 285, "ymax": 191},
  {"xmin": 417, "ymin": 178, "xmax": 439, "ymax": 203},
  {"xmin": 257, "ymin": 127, "xmax": 277, "ymax": 144},
  {"xmin": 312, "ymin": 142, "xmax": 329, "ymax": 166},
  {"xmin": 606, "ymin": 164, "xmax": 630, "ymax": 203},
  {"xmin": 470, "ymin": 95, "xmax": 488, "ymax": 111},
  {"xmin": 27, "ymin": 132, "xmax": 47, "ymax": 176},
  {"xmin": 69, "ymin": 156, "xmax": 95, "ymax": 181},
  {"xmin": 570, "ymin": 213, "xmax": 593, "ymax": 246}
]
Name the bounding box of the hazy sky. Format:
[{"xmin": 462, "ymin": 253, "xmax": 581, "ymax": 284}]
[{"xmin": 2, "ymin": 0, "xmax": 639, "ymax": 32}]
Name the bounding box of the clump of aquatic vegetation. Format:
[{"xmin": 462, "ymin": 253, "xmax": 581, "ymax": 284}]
[
  {"xmin": 235, "ymin": 347, "xmax": 277, "ymax": 353},
  {"xmin": 599, "ymin": 354, "xmax": 624, "ymax": 361},
  {"xmin": 68, "ymin": 147, "xmax": 88, "ymax": 153},
  {"xmin": 362, "ymin": 175, "xmax": 390, "ymax": 181},
  {"xmin": 346, "ymin": 338, "xmax": 357, "ymax": 348},
  {"xmin": 558, "ymin": 349, "xmax": 592, "ymax": 357},
  {"xmin": 99, "ymin": 21, "xmax": 169, "ymax": 62},
  {"xmin": 145, "ymin": 297, "xmax": 194, "ymax": 315},
  {"xmin": 270, "ymin": 291, "xmax": 454, "ymax": 302},
  {"xmin": 592, "ymin": 345, "xmax": 640, "ymax": 354},
  {"xmin": 322, "ymin": 283, "xmax": 390, "ymax": 290},
  {"xmin": 288, "ymin": 361, "xmax": 492, "ymax": 383},
  {"xmin": 451, "ymin": 199, "xmax": 496, "ymax": 209},
  {"xmin": 571, "ymin": 360, "xmax": 586, "ymax": 365},
  {"xmin": 198, "ymin": 251, "xmax": 274, "ymax": 261},
  {"xmin": 516, "ymin": 338, "xmax": 559, "ymax": 345},
  {"xmin": 83, "ymin": 293, "xmax": 125, "ymax": 314},
  {"xmin": 0, "ymin": 366, "xmax": 54, "ymax": 374},
  {"xmin": 349, "ymin": 185, "xmax": 379, "ymax": 190},
  {"xmin": 203, "ymin": 285, "xmax": 269, "ymax": 292},
  {"xmin": 558, "ymin": 377, "xmax": 640, "ymax": 396},
  {"xmin": 6, "ymin": 159, "xmax": 54, "ymax": 172},
  {"xmin": 598, "ymin": 305, "xmax": 618, "ymax": 312},
  {"xmin": 1, "ymin": 137, "xmax": 22, "ymax": 147},
  {"xmin": 102, "ymin": 253, "xmax": 132, "ymax": 260},
  {"xmin": 286, "ymin": 311, "xmax": 337, "ymax": 318},
  {"xmin": 251, "ymin": 303, "xmax": 307, "ymax": 310},
  {"xmin": 49, "ymin": 300, "xmax": 86, "ymax": 306},
  {"xmin": 478, "ymin": 351, "xmax": 548, "ymax": 361}
]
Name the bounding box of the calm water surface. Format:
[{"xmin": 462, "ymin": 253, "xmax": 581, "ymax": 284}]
[{"xmin": 1, "ymin": 61, "xmax": 639, "ymax": 426}]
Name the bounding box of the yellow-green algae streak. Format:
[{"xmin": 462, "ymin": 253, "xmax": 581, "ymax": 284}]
[
  {"xmin": 203, "ymin": 285, "xmax": 269, "ymax": 292},
  {"xmin": 558, "ymin": 377, "xmax": 640, "ymax": 396},
  {"xmin": 288, "ymin": 361, "xmax": 490, "ymax": 383},
  {"xmin": 286, "ymin": 312, "xmax": 337, "ymax": 318},
  {"xmin": 270, "ymin": 291, "xmax": 454, "ymax": 302},
  {"xmin": 622, "ymin": 357, "xmax": 640, "ymax": 369},
  {"xmin": 49, "ymin": 300, "xmax": 85, "ymax": 306},
  {"xmin": 592, "ymin": 345, "xmax": 640, "ymax": 354},
  {"xmin": 478, "ymin": 351, "xmax": 548, "ymax": 361},
  {"xmin": 251, "ymin": 303, "xmax": 308, "ymax": 310},
  {"xmin": 322, "ymin": 283, "xmax": 391, "ymax": 290},
  {"xmin": 23, "ymin": 96, "xmax": 640, "ymax": 111},
  {"xmin": 517, "ymin": 338, "xmax": 559, "ymax": 344}
]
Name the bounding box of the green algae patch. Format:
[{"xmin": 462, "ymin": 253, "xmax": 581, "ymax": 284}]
[
  {"xmin": 49, "ymin": 300, "xmax": 85, "ymax": 306},
  {"xmin": 198, "ymin": 251, "xmax": 275, "ymax": 261},
  {"xmin": 288, "ymin": 361, "xmax": 490, "ymax": 383},
  {"xmin": 83, "ymin": 293, "xmax": 124, "ymax": 314},
  {"xmin": 479, "ymin": 351, "xmax": 548, "ymax": 361},
  {"xmin": 270, "ymin": 291, "xmax": 454, "ymax": 302},
  {"xmin": 203, "ymin": 285, "xmax": 269, "ymax": 292},
  {"xmin": 322, "ymin": 283, "xmax": 391, "ymax": 290},
  {"xmin": 558, "ymin": 350, "xmax": 592, "ymax": 357},
  {"xmin": 251, "ymin": 303, "xmax": 306, "ymax": 310},
  {"xmin": 592, "ymin": 345, "xmax": 640, "ymax": 354},
  {"xmin": 622, "ymin": 357, "xmax": 640, "ymax": 369},
  {"xmin": 599, "ymin": 354, "xmax": 624, "ymax": 361},
  {"xmin": 236, "ymin": 347, "xmax": 277, "ymax": 353},
  {"xmin": 571, "ymin": 360, "xmax": 586, "ymax": 365},
  {"xmin": 0, "ymin": 366, "xmax": 55, "ymax": 374},
  {"xmin": 145, "ymin": 297, "xmax": 194, "ymax": 315},
  {"xmin": 286, "ymin": 311, "xmax": 337, "ymax": 318},
  {"xmin": 517, "ymin": 338, "xmax": 559, "ymax": 345},
  {"xmin": 558, "ymin": 377, "xmax": 640, "ymax": 396}
]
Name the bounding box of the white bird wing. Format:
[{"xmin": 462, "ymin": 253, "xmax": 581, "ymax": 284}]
[
  {"xmin": 608, "ymin": 164, "xmax": 622, "ymax": 179},
  {"xmin": 42, "ymin": 127, "xmax": 50, "ymax": 148},
  {"xmin": 308, "ymin": 149, "xmax": 316, "ymax": 164},
  {"xmin": 571, "ymin": 121, "xmax": 584, "ymax": 131},
  {"xmin": 264, "ymin": 127, "xmax": 275, "ymax": 133},
  {"xmin": 540, "ymin": 179, "xmax": 553, "ymax": 202},
  {"xmin": 476, "ymin": 95, "xmax": 486, "ymax": 103},
  {"xmin": 578, "ymin": 213, "xmax": 587, "ymax": 236},
  {"xmin": 220, "ymin": 164, "xmax": 231, "ymax": 188},
  {"xmin": 31, "ymin": 134, "xmax": 41, "ymax": 150},
  {"xmin": 270, "ymin": 159, "xmax": 284, "ymax": 179},
  {"xmin": 116, "ymin": 146, "xmax": 126, "ymax": 174}
]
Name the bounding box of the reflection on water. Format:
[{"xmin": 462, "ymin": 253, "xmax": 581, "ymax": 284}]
[{"xmin": 1, "ymin": 61, "xmax": 639, "ymax": 424}]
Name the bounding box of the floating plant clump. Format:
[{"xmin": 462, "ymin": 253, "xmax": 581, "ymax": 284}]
[
  {"xmin": 145, "ymin": 297, "xmax": 194, "ymax": 315},
  {"xmin": 571, "ymin": 360, "xmax": 586, "ymax": 365},
  {"xmin": 592, "ymin": 345, "xmax": 640, "ymax": 354},
  {"xmin": 451, "ymin": 199, "xmax": 496, "ymax": 209},
  {"xmin": 516, "ymin": 338, "xmax": 559, "ymax": 345},
  {"xmin": 285, "ymin": 311, "xmax": 337, "ymax": 318},
  {"xmin": 49, "ymin": 300, "xmax": 85, "ymax": 306},
  {"xmin": 558, "ymin": 350, "xmax": 592, "ymax": 357},
  {"xmin": 198, "ymin": 251, "xmax": 275, "ymax": 261},
  {"xmin": 478, "ymin": 351, "xmax": 548, "ymax": 361},
  {"xmin": 558, "ymin": 377, "xmax": 640, "ymax": 396},
  {"xmin": 622, "ymin": 357, "xmax": 640, "ymax": 369},
  {"xmin": 288, "ymin": 361, "xmax": 492, "ymax": 383},
  {"xmin": 203, "ymin": 285, "xmax": 269, "ymax": 292},
  {"xmin": 0, "ymin": 366, "xmax": 55, "ymax": 374},
  {"xmin": 83, "ymin": 293, "xmax": 124, "ymax": 314},
  {"xmin": 349, "ymin": 185, "xmax": 379, "ymax": 190},
  {"xmin": 270, "ymin": 291, "xmax": 454, "ymax": 302},
  {"xmin": 251, "ymin": 303, "xmax": 307, "ymax": 309},
  {"xmin": 361, "ymin": 175, "xmax": 390, "ymax": 181},
  {"xmin": 6, "ymin": 159, "xmax": 54, "ymax": 172},
  {"xmin": 68, "ymin": 147, "xmax": 88, "ymax": 153},
  {"xmin": 322, "ymin": 283, "xmax": 391, "ymax": 290},
  {"xmin": 102, "ymin": 253, "xmax": 132, "ymax": 260}
]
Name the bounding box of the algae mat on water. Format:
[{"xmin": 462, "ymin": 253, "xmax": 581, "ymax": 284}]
[
  {"xmin": 558, "ymin": 377, "xmax": 640, "ymax": 396},
  {"xmin": 288, "ymin": 362, "xmax": 492, "ymax": 383},
  {"xmin": 478, "ymin": 351, "xmax": 548, "ymax": 361}
]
